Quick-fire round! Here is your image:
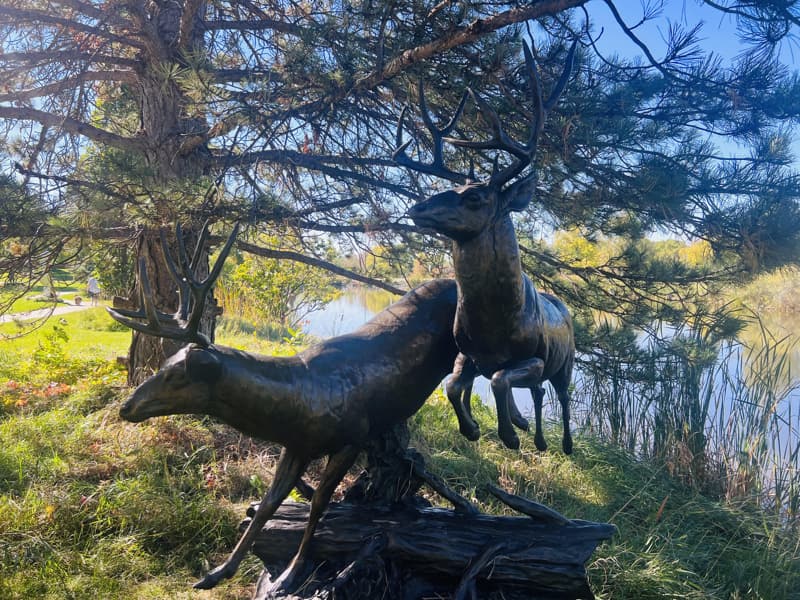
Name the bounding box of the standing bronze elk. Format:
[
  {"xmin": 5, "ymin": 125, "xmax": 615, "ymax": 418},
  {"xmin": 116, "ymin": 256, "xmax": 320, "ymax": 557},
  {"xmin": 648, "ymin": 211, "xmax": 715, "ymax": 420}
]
[
  {"xmin": 395, "ymin": 40, "xmax": 577, "ymax": 453},
  {"xmin": 108, "ymin": 222, "xmax": 463, "ymax": 593}
]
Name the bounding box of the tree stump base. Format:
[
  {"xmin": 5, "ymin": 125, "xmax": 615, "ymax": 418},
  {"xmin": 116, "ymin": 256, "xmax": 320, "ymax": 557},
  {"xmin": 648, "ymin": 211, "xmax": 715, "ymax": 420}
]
[
  {"xmin": 245, "ymin": 498, "xmax": 615, "ymax": 600},
  {"xmin": 242, "ymin": 425, "xmax": 614, "ymax": 599}
]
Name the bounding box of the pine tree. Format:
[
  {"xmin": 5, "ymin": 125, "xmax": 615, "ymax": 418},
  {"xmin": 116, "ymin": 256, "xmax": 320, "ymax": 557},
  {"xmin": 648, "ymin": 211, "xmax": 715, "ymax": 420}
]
[{"xmin": 1, "ymin": 0, "xmax": 798, "ymax": 386}]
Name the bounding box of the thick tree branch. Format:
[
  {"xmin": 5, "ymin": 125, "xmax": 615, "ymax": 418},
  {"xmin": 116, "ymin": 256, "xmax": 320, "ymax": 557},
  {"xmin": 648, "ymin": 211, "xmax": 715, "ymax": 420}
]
[
  {"xmin": 51, "ymin": 0, "xmax": 133, "ymax": 28},
  {"xmin": 0, "ymin": 5, "xmax": 145, "ymax": 50},
  {"xmin": 50, "ymin": 0, "xmax": 134, "ymax": 29},
  {"xmin": 238, "ymin": 150, "xmax": 396, "ymax": 169},
  {"xmin": 0, "ymin": 50, "xmax": 140, "ymax": 69},
  {"xmin": 179, "ymin": 0, "xmax": 204, "ymax": 49},
  {"xmin": 14, "ymin": 162, "xmax": 136, "ymax": 202},
  {"xmin": 236, "ymin": 240, "xmax": 407, "ymax": 296},
  {"xmin": 202, "ymin": 18, "xmax": 306, "ymax": 36},
  {"xmin": 291, "ymin": 0, "xmax": 587, "ymax": 116},
  {"xmin": 219, "ymin": 149, "xmax": 415, "ymax": 199},
  {"xmin": 209, "ymin": 68, "xmax": 284, "ymax": 84},
  {"xmin": 0, "ymin": 106, "xmax": 144, "ymax": 151},
  {"xmin": 0, "ymin": 70, "xmax": 136, "ymax": 102},
  {"xmin": 292, "ymin": 220, "xmax": 417, "ymax": 235}
]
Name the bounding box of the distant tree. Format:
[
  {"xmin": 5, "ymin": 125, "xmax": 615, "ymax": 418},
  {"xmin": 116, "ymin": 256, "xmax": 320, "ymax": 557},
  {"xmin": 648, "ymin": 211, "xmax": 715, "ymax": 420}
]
[{"xmin": 226, "ymin": 233, "xmax": 340, "ymax": 330}]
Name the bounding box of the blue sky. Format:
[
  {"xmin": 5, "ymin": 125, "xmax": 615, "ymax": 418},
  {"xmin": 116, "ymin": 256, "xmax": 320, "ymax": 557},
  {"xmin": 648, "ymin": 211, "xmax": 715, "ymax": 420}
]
[
  {"xmin": 585, "ymin": 1, "xmax": 799, "ymax": 166},
  {"xmin": 591, "ymin": 1, "xmax": 774, "ymax": 62}
]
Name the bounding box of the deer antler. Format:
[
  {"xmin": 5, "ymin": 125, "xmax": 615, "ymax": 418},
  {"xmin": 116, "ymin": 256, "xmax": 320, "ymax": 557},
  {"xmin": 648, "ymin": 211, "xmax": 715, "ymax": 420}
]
[
  {"xmin": 444, "ymin": 39, "xmax": 578, "ymax": 189},
  {"xmin": 107, "ymin": 221, "xmax": 240, "ymax": 346},
  {"xmin": 393, "ymin": 84, "xmax": 471, "ymax": 184}
]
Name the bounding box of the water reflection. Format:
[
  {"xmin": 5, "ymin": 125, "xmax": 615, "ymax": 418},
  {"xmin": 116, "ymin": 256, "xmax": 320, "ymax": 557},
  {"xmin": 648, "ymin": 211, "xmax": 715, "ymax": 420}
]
[
  {"xmin": 305, "ymin": 286, "xmax": 800, "ymax": 421},
  {"xmin": 304, "ymin": 286, "xmax": 396, "ymax": 338}
]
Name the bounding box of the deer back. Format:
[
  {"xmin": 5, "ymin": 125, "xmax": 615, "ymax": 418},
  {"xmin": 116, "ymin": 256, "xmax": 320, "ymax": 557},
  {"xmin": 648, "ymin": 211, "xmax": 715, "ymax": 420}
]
[
  {"xmin": 298, "ymin": 278, "xmax": 459, "ymax": 437},
  {"xmin": 118, "ymin": 277, "xmax": 461, "ymax": 459}
]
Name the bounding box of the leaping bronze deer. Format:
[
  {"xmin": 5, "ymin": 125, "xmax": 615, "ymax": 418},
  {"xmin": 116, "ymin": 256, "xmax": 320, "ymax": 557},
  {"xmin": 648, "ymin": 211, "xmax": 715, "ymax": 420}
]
[
  {"xmin": 395, "ymin": 40, "xmax": 577, "ymax": 453},
  {"xmin": 108, "ymin": 222, "xmax": 463, "ymax": 593}
]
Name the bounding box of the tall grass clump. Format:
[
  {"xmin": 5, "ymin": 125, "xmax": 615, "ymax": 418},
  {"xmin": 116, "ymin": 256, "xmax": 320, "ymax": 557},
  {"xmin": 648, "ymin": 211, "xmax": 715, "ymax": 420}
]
[
  {"xmin": 575, "ymin": 312, "xmax": 800, "ymax": 522},
  {"xmin": 411, "ymin": 393, "xmax": 800, "ymax": 599}
]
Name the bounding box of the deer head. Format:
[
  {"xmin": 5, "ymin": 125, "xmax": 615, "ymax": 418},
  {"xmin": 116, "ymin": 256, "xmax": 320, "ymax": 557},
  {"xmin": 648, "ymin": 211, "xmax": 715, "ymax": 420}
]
[
  {"xmin": 119, "ymin": 345, "xmax": 223, "ymax": 421},
  {"xmin": 396, "ymin": 40, "xmax": 576, "ymax": 242}
]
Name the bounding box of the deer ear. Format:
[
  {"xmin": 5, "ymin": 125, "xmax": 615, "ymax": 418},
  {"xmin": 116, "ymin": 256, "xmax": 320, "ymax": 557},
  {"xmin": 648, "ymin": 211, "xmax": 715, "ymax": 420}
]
[
  {"xmin": 185, "ymin": 347, "xmax": 222, "ymax": 383},
  {"xmin": 501, "ymin": 176, "xmax": 536, "ymax": 213}
]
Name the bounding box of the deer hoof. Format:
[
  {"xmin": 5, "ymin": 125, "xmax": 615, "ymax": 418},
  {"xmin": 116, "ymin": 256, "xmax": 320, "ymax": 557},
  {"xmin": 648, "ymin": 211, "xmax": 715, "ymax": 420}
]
[
  {"xmin": 268, "ymin": 558, "xmax": 307, "ymax": 595},
  {"xmin": 460, "ymin": 420, "xmax": 481, "ymax": 441},
  {"xmin": 193, "ymin": 564, "xmax": 233, "ymax": 590},
  {"xmin": 499, "ymin": 429, "xmax": 520, "ymax": 450}
]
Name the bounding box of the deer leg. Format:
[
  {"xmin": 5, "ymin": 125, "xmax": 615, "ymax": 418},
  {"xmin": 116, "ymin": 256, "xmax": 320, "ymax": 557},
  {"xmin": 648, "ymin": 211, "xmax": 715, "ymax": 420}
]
[
  {"xmin": 559, "ymin": 388, "xmax": 573, "ymax": 455},
  {"xmin": 509, "ymin": 396, "xmax": 530, "ymax": 432},
  {"xmin": 194, "ymin": 448, "xmax": 309, "ymax": 590},
  {"xmin": 550, "ymin": 363, "xmax": 574, "ymax": 455},
  {"xmin": 490, "ymin": 357, "xmax": 545, "ymax": 450},
  {"xmin": 529, "ymin": 385, "xmax": 547, "ymax": 451},
  {"xmin": 446, "ymin": 353, "xmax": 480, "ymax": 440},
  {"xmin": 268, "ymin": 445, "xmax": 361, "ymax": 594}
]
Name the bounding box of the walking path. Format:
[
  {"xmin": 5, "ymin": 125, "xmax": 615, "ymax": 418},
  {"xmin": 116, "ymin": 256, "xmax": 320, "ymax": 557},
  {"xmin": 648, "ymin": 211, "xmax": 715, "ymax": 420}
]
[{"xmin": 0, "ymin": 302, "xmax": 96, "ymax": 324}]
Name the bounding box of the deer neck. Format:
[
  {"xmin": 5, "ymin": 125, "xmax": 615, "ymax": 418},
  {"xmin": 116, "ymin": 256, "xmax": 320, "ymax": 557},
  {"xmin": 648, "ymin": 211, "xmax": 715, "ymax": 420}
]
[
  {"xmin": 208, "ymin": 349, "xmax": 308, "ymax": 443},
  {"xmin": 451, "ymin": 216, "xmax": 526, "ymax": 316}
]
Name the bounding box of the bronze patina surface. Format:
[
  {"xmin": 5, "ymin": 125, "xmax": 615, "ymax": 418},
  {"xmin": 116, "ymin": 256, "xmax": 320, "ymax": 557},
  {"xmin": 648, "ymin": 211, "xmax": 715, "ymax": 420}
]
[{"xmin": 397, "ymin": 41, "xmax": 578, "ymax": 452}]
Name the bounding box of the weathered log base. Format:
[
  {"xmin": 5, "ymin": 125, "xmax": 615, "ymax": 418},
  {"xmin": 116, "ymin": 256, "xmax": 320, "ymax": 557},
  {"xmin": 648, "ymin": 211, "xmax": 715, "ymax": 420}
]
[{"xmin": 245, "ymin": 500, "xmax": 616, "ymax": 600}]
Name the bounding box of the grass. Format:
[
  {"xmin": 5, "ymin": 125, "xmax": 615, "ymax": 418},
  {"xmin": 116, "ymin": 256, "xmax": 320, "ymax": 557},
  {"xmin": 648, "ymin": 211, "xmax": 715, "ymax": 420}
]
[
  {"xmin": 1, "ymin": 278, "xmax": 83, "ymax": 314},
  {"xmin": 1, "ymin": 311, "xmax": 798, "ymax": 598}
]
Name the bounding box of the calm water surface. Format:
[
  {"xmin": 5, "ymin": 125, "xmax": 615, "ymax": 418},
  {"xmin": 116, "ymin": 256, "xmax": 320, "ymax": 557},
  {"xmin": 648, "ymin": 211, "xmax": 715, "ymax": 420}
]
[{"xmin": 304, "ymin": 287, "xmax": 800, "ymax": 423}]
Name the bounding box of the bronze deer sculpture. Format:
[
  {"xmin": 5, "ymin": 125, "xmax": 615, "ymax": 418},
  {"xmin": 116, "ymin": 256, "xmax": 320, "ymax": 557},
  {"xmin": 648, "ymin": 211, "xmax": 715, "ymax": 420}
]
[
  {"xmin": 108, "ymin": 222, "xmax": 464, "ymax": 593},
  {"xmin": 395, "ymin": 40, "xmax": 577, "ymax": 453}
]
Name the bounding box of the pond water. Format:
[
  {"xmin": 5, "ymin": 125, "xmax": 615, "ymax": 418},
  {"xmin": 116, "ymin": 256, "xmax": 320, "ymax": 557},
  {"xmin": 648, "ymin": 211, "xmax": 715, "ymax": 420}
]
[
  {"xmin": 305, "ymin": 287, "xmax": 800, "ymax": 421},
  {"xmin": 303, "ymin": 287, "xmax": 800, "ymax": 414}
]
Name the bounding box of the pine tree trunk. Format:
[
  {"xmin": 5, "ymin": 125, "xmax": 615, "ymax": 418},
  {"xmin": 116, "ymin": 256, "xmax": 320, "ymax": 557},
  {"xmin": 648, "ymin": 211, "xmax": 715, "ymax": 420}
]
[{"xmin": 124, "ymin": 0, "xmax": 213, "ymax": 384}]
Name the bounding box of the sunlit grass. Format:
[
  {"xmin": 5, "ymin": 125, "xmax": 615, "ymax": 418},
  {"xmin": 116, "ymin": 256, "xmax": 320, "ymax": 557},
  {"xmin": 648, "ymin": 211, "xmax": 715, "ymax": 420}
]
[
  {"xmin": 1, "ymin": 280, "xmax": 83, "ymax": 314},
  {"xmin": 1, "ymin": 306, "xmax": 798, "ymax": 598}
]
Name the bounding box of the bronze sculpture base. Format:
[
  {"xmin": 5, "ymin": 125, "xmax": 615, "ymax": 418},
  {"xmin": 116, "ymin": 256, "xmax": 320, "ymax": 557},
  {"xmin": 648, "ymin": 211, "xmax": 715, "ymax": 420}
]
[
  {"xmin": 245, "ymin": 426, "xmax": 615, "ymax": 600},
  {"xmin": 247, "ymin": 501, "xmax": 614, "ymax": 600}
]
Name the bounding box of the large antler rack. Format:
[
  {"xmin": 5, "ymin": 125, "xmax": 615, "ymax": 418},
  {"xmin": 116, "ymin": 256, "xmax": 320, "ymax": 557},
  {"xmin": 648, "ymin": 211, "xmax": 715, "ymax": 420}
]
[
  {"xmin": 395, "ymin": 39, "xmax": 578, "ymax": 191},
  {"xmin": 449, "ymin": 39, "xmax": 577, "ymax": 188},
  {"xmin": 107, "ymin": 221, "xmax": 240, "ymax": 347},
  {"xmin": 393, "ymin": 83, "xmax": 471, "ymax": 184}
]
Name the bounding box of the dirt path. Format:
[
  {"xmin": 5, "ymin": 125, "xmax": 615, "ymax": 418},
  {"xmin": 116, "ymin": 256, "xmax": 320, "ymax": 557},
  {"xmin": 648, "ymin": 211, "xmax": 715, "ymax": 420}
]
[{"xmin": 0, "ymin": 302, "xmax": 97, "ymax": 324}]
